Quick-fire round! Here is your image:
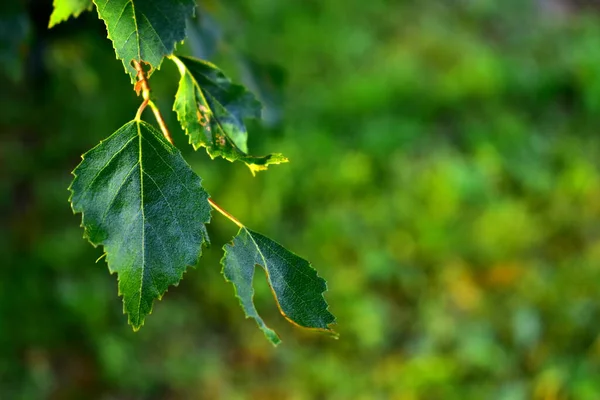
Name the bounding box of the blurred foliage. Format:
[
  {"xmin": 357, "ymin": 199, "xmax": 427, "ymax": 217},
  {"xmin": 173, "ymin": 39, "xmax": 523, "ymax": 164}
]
[{"xmin": 2, "ymin": 0, "xmax": 600, "ymax": 398}]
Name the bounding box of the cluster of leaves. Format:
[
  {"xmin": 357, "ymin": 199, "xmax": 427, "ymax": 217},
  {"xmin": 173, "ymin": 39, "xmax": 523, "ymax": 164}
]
[
  {"xmin": 7, "ymin": 0, "xmax": 600, "ymax": 397},
  {"xmin": 50, "ymin": 0, "xmax": 334, "ymax": 344}
]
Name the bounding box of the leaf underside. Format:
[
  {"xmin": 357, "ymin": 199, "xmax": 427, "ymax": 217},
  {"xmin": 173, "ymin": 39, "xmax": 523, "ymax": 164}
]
[
  {"xmin": 222, "ymin": 227, "xmax": 335, "ymax": 345},
  {"xmin": 49, "ymin": 0, "xmax": 93, "ymax": 27},
  {"xmin": 93, "ymin": 0, "xmax": 196, "ymax": 81},
  {"xmin": 69, "ymin": 120, "xmax": 211, "ymax": 329},
  {"xmin": 173, "ymin": 55, "xmax": 288, "ymax": 174}
]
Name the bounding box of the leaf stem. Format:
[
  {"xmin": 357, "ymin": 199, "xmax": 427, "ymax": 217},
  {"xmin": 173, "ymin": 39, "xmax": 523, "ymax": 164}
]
[
  {"xmin": 148, "ymin": 100, "xmax": 172, "ymax": 144},
  {"xmin": 135, "ymin": 98, "xmax": 150, "ymax": 121},
  {"xmin": 132, "ymin": 60, "xmax": 174, "ymax": 145},
  {"xmin": 168, "ymin": 55, "xmax": 185, "ymax": 75},
  {"xmin": 132, "ymin": 60, "xmax": 245, "ymax": 230},
  {"xmin": 208, "ymin": 198, "xmax": 244, "ymax": 229}
]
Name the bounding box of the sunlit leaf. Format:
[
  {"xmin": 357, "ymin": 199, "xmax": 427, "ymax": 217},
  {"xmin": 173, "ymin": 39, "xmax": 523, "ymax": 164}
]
[
  {"xmin": 49, "ymin": 0, "xmax": 93, "ymax": 28},
  {"xmin": 173, "ymin": 55, "xmax": 287, "ymax": 174},
  {"xmin": 93, "ymin": 0, "xmax": 196, "ymax": 81}
]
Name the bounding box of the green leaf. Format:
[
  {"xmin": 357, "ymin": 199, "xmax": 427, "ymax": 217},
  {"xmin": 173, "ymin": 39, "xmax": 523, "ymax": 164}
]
[
  {"xmin": 222, "ymin": 227, "xmax": 335, "ymax": 344},
  {"xmin": 93, "ymin": 0, "xmax": 196, "ymax": 81},
  {"xmin": 172, "ymin": 55, "xmax": 288, "ymax": 174},
  {"xmin": 69, "ymin": 120, "xmax": 211, "ymax": 330},
  {"xmin": 49, "ymin": 0, "xmax": 93, "ymax": 28}
]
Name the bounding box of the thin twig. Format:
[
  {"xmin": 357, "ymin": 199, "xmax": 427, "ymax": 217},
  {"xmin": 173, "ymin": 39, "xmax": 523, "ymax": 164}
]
[
  {"xmin": 132, "ymin": 60, "xmax": 174, "ymax": 145},
  {"xmin": 135, "ymin": 98, "xmax": 150, "ymax": 121},
  {"xmin": 132, "ymin": 61, "xmax": 241, "ymax": 229},
  {"xmin": 148, "ymin": 100, "xmax": 173, "ymax": 145},
  {"xmin": 208, "ymin": 198, "xmax": 244, "ymax": 229}
]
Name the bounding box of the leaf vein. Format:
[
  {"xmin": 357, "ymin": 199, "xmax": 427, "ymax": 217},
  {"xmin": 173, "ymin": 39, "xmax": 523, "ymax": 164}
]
[
  {"xmin": 142, "ymin": 170, "xmax": 189, "ymax": 244},
  {"xmin": 99, "ymin": 161, "xmax": 140, "ymax": 226},
  {"xmin": 79, "ymin": 133, "xmax": 137, "ymax": 197}
]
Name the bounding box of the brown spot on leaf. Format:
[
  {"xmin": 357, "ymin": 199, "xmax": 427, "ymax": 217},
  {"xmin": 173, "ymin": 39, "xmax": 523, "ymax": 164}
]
[{"xmin": 197, "ymin": 104, "xmax": 210, "ymax": 127}]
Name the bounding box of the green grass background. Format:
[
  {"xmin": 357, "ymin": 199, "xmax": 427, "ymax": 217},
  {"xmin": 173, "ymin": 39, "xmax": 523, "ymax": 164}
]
[{"xmin": 3, "ymin": 0, "xmax": 600, "ymax": 398}]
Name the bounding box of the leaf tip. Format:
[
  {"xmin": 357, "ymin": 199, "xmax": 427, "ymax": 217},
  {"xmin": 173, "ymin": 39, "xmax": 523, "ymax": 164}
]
[
  {"xmin": 268, "ymin": 333, "xmax": 282, "ymax": 346},
  {"xmin": 245, "ymin": 154, "xmax": 289, "ymax": 175},
  {"xmin": 130, "ymin": 322, "xmax": 143, "ymax": 332}
]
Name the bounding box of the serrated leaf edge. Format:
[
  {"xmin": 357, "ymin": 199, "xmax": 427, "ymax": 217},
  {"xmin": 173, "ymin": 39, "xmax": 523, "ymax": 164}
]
[
  {"xmin": 91, "ymin": 0, "xmax": 193, "ymax": 83},
  {"xmin": 221, "ymin": 227, "xmax": 337, "ymax": 345},
  {"xmin": 68, "ymin": 120, "xmax": 212, "ymax": 330},
  {"xmin": 49, "ymin": 0, "xmax": 94, "ymax": 28},
  {"xmin": 171, "ymin": 55, "xmax": 288, "ymax": 174}
]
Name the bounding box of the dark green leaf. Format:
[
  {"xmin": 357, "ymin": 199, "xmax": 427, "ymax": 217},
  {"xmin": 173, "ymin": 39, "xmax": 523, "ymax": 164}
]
[
  {"xmin": 49, "ymin": 0, "xmax": 93, "ymax": 28},
  {"xmin": 222, "ymin": 227, "xmax": 335, "ymax": 344},
  {"xmin": 173, "ymin": 55, "xmax": 288, "ymax": 174},
  {"xmin": 69, "ymin": 120, "xmax": 211, "ymax": 329},
  {"xmin": 93, "ymin": 0, "xmax": 196, "ymax": 81}
]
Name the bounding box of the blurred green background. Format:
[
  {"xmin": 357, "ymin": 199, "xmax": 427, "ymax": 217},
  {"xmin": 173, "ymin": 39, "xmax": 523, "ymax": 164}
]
[{"xmin": 3, "ymin": 0, "xmax": 600, "ymax": 398}]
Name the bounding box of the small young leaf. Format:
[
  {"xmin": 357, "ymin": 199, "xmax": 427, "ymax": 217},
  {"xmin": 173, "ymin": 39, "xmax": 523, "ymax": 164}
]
[
  {"xmin": 222, "ymin": 227, "xmax": 335, "ymax": 344},
  {"xmin": 172, "ymin": 55, "xmax": 288, "ymax": 174},
  {"xmin": 69, "ymin": 120, "xmax": 211, "ymax": 329},
  {"xmin": 49, "ymin": 0, "xmax": 93, "ymax": 28},
  {"xmin": 93, "ymin": 0, "xmax": 196, "ymax": 81}
]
